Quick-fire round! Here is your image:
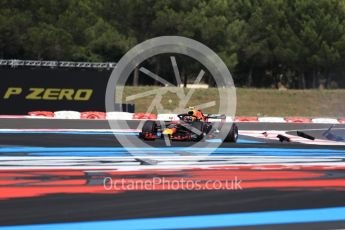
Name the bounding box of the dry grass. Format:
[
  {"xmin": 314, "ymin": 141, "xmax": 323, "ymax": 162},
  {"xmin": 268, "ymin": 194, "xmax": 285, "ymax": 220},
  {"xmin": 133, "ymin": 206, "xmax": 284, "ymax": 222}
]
[
  {"xmin": 237, "ymin": 89, "xmax": 345, "ymax": 117},
  {"xmin": 121, "ymin": 86, "xmax": 345, "ymax": 117}
]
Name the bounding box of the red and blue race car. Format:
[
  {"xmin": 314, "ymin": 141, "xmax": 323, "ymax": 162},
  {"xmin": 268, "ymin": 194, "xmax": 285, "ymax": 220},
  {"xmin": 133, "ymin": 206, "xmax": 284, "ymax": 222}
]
[{"xmin": 139, "ymin": 108, "xmax": 238, "ymax": 143}]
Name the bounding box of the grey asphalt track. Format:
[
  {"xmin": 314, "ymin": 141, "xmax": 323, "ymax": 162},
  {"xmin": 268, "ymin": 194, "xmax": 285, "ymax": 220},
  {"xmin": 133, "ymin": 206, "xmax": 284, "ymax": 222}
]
[{"xmin": 0, "ymin": 118, "xmax": 345, "ymax": 229}]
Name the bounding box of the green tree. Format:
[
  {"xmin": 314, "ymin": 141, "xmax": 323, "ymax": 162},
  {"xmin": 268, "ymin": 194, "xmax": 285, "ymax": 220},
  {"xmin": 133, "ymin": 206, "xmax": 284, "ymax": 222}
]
[
  {"xmin": 0, "ymin": 3, "xmax": 32, "ymax": 58},
  {"xmin": 25, "ymin": 23, "xmax": 73, "ymax": 60}
]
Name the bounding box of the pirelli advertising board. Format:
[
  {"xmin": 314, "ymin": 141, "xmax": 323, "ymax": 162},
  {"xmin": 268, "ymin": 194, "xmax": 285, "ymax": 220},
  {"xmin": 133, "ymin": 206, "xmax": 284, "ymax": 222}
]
[{"xmin": 0, "ymin": 68, "xmax": 111, "ymax": 114}]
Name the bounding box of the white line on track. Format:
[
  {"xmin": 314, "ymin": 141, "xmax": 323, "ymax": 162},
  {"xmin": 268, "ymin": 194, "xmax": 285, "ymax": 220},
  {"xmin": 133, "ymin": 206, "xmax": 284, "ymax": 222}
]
[
  {"xmin": 1, "ymin": 156, "xmax": 344, "ymax": 170},
  {"xmin": 239, "ymin": 130, "xmax": 345, "ymax": 145}
]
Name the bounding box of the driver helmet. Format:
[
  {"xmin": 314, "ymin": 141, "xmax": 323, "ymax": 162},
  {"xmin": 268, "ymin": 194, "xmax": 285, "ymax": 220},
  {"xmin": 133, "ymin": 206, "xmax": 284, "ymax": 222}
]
[
  {"xmin": 188, "ymin": 106, "xmax": 195, "ymax": 115},
  {"xmin": 188, "ymin": 106, "xmax": 204, "ymax": 121}
]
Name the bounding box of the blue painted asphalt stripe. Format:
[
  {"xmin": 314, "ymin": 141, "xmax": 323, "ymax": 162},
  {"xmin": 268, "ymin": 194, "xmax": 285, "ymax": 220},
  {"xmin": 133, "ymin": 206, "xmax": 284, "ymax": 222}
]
[
  {"xmin": 1, "ymin": 147, "xmax": 345, "ymax": 153},
  {"xmin": 1, "ymin": 207, "xmax": 345, "ymax": 230},
  {"xmin": 29, "ymin": 152, "xmax": 132, "ymax": 156},
  {"xmin": 27, "ymin": 153, "xmax": 345, "ymax": 157},
  {"xmin": 207, "ymin": 139, "xmax": 262, "ymax": 144},
  {"xmin": 0, "ymin": 147, "xmax": 345, "ymax": 157},
  {"xmin": 0, "ymin": 131, "xmax": 138, "ymax": 135}
]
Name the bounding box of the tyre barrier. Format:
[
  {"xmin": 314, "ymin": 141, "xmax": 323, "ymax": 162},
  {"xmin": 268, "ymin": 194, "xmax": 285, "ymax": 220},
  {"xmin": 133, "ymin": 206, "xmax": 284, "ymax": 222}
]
[
  {"xmin": 311, "ymin": 118, "xmax": 339, "ymax": 124},
  {"xmin": 225, "ymin": 116, "xmax": 234, "ymax": 122},
  {"xmin": 106, "ymin": 112, "xmax": 134, "ymax": 120},
  {"xmin": 54, "ymin": 111, "xmax": 81, "ymax": 119},
  {"xmin": 285, "ymin": 117, "xmax": 312, "ymax": 123},
  {"xmin": 258, "ymin": 117, "xmax": 286, "ymax": 123},
  {"xmin": 157, "ymin": 114, "xmax": 179, "ymax": 121},
  {"xmin": 235, "ymin": 116, "xmax": 258, "ymax": 122},
  {"xmin": 133, "ymin": 113, "xmax": 157, "ymax": 120},
  {"xmin": 28, "ymin": 111, "xmax": 54, "ymax": 118},
  {"xmin": 19, "ymin": 112, "xmax": 345, "ymax": 124},
  {"xmin": 338, "ymin": 118, "xmax": 345, "ymax": 124},
  {"xmin": 207, "ymin": 118, "xmax": 223, "ymax": 122},
  {"xmin": 80, "ymin": 111, "xmax": 106, "ymax": 120}
]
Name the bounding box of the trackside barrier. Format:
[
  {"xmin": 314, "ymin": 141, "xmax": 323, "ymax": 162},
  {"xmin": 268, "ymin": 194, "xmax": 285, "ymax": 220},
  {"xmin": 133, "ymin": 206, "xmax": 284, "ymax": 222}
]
[
  {"xmin": 311, "ymin": 118, "xmax": 339, "ymax": 124},
  {"xmin": 0, "ymin": 67, "xmax": 110, "ymax": 114},
  {"xmin": 258, "ymin": 117, "xmax": 286, "ymax": 123},
  {"xmin": 235, "ymin": 116, "xmax": 258, "ymax": 122},
  {"xmin": 285, "ymin": 117, "xmax": 312, "ymax": 123},
  {"xmin": 208, "ymin": 118, "xmax": 222, "ymax": 122},
  {"xmin": 54, "ymin": 111, "xmax": 81, "ymax": 119},
  {"xmin": 133, "ymin": 113, "xmax": 157, "ymax": 120},
  {"xmin": 8, "ymin": 112, "xmax": 345, "ymax": 124},
  {"xmin": 338, "ymin": 118, "xmax": 345, "ymax": 124},
  {"xmin": 28, "ymin": 111, "xmax": 54, "ymax": 117},
  {"xmin": 106, "ymin": 112, "xmax": 134, "ymax": 120},
  {"xmin": 225, "ymin": 116, "xmax": 233, "ymax": 122},
  {"xmin": 157, "ymin": 114, "xmax": 179, "ymax": 121},
  {"xmin": 80, "ymin": 111, "xmax": 106, "ymax": 120},
  {"xmin": 0, "ymin": 115, "xmax": 28, "ymax": 118}
]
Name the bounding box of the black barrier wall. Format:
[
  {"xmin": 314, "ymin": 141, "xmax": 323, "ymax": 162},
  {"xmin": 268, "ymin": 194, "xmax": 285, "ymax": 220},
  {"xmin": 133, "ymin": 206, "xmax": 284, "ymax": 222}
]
[{"xmin": 0, "ymin": 67, "xmax": 112, "ymax": 114}]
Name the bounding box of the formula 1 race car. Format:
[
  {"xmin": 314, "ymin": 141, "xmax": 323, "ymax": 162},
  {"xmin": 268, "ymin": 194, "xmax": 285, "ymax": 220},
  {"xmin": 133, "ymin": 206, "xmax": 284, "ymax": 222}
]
[{"xmin": 139, "ymin": 108, "xmax": 238, "ymax": 143}]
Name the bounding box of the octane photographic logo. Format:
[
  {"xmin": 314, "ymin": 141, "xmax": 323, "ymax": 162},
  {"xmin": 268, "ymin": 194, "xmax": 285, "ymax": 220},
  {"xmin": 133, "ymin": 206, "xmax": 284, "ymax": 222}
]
[{"xmin": 106, "ymin": 36, "xmax": 236, "ymax": 156}]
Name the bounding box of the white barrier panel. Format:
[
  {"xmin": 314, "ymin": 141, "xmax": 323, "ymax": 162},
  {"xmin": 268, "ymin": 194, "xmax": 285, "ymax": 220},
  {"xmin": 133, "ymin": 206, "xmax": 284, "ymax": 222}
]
[
  {"xmin": 157, "ymin": 114, "xmax": 179, "ymax": 121},
  {"xmin": 54, "ymin": 111, "xmax": 81, "ymax": 119},
  {"xmin": 225, "ymin": 116, "xmax": 234, "ymax": 122},
  {"xmin": 106, "ymin": 112, "xmax": 134, "ymax": 120},
  {"xmin": 206, "ymin": 117, "xmax": 232, "ymax": 122},
  {"xmin": 208, "ymin": 118, "xmax": 222, "ymax": 122},
  {"xmin": 312, "ymin": 118, "xmax": 339, "ymax": 124},
  {"xmin": 0, "ymin": 115, "xmax": 30, "ymax": 119},
  {"xmin": 258, "ymin": 117, "xmax": 286, "ymax": 123}
]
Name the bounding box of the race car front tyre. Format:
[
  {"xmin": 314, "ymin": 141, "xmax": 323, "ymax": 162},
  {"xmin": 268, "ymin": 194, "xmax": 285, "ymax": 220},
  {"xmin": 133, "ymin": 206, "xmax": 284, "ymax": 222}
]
[
  {"xmin": 224, "ymin": 123, "xmax": 238, "ymax": 143},
  {"xmin": 139, "ymin": 120, "xmax": 157, "ymax": 140}
]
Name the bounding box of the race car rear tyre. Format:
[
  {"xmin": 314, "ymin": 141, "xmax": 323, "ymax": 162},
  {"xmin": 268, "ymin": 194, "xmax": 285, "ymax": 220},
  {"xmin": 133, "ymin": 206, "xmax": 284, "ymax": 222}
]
[
  {"xmin": 224, "ymin": 123, "xmax": 238, "ymax": 143},
  {"xmin": 191, "ymin": 121, "xmax": 204, "ymax": 141}
]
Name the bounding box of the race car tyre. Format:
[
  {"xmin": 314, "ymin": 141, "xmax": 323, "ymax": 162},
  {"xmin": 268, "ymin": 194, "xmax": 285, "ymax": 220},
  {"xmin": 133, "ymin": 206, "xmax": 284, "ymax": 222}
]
[
  {"xmin": 191, "ymin": 121, "xmax": 204, "ymax": 141},
  {"xmin": 224, "ymin": 123, "xmax": 238, "ymax": 143},
  {"xmin": 139, "ymin": 120, "xmax": 157, "ymax": 140}
]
